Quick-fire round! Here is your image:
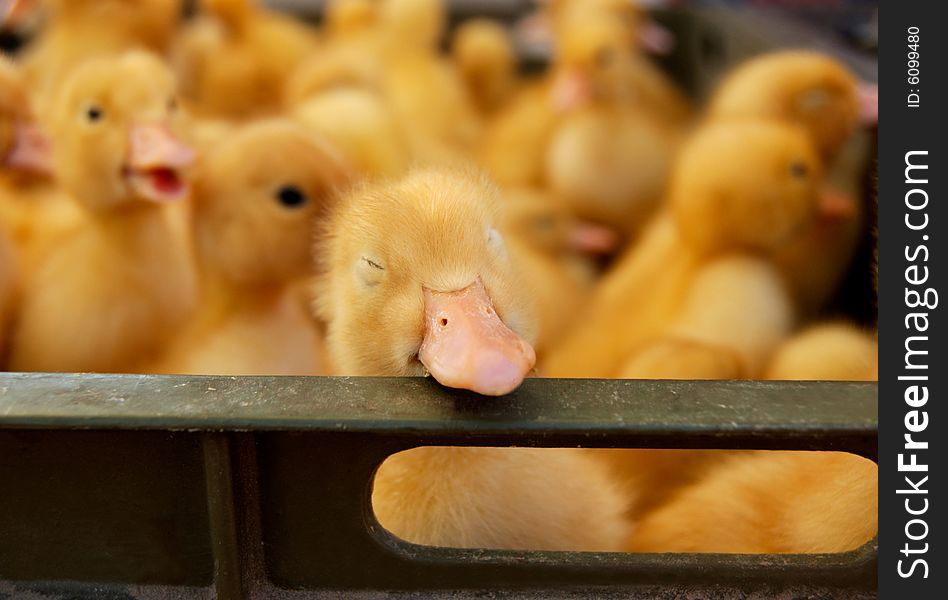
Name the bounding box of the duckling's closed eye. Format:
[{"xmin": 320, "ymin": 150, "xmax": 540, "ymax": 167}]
[
  {"xmin": 486, "ymin": 226, "xmax": 507, "ymax": 257},
  {"xmin": 356, "ymin": 255, "xmax": 386, "ymax": 287},
  {"xmin": 789, "ymin": 161, "xmax": 809, "ymax": 179},
  {"xmin": 596, "ymin": 46, "xmax": 616, "ymax": 68}
]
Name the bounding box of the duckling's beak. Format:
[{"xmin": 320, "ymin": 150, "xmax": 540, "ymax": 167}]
[
  {"xmin": 1, "ymin": 0, "xmax": 34, "ymax": 28},
  {"xmin": 567, "ymin": 221, "xmax": 621, "ymax": 256},
  {"xmin": 817, "ymin": 185, "xmax": 858, "ymax": 222},
  {"xmin": 419, "ymin": 279, "xmax": 537, "ymax": 396},
  {"xmin": 2, "ymin": 121, "xmax": 53, "ymax": 176},
  {"xmin": 551, "ymin": 68, "xmax": 592, "ymax": 112},
  {"xmin": 126, "ymin": 124, "xmax": 195, "ymax": 203}
]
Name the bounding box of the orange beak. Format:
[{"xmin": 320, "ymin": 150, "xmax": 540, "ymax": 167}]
[
  {"xmin": 551, "ymin": 68, "xmax": 593, "ymax": 112},
  {"xmin": 567, "ymin": 221, "xmax": 621, "ymax": 256},
  {"xmin": 818, "ymin": 185, "xmax": 859, "ymax": 222},
  {"xmin": 3, "ymin": 121, "xmax": 53, "ymax": 176},
  {"xmin": 1, "ymin": 0, "xmax": 35, "ymax": 28},
  {"xmin": 419, "ymin": 279, "xmax": 536, "ymax": 396},
  {"xmin": 125, "ymin": 124, "xmax": 195, "ymax": 203},
  {"xmin": 858, "ymin": 83, "xmax": 878, "ymax": 126}
]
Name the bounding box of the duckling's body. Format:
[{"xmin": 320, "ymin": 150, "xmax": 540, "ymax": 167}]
[
  {"xmin": 766, "ymin": 321, "xmax": 878, "ymax": 381},
  {"xmin": 318, "ymin": 169, "xmax": 629, "ymax": 551},
  {"xmin": 9, "ymin": 52, "xmax": 198, "ymax": 373},
  {"xmin": 156, "ymin": 120, "xmax": 351, "ymax": 376}
]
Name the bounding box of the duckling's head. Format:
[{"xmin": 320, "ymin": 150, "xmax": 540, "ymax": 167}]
[
  {"xmin": 671, "ymin": 120, "xmax": 823, "ymax": 257},
  {"xmin": 504, "ymin": 188, "xmax": 618, "ymax": 257},
  {"xmin": 0, "ymin": 55, "xmax": 52, "ymax": 176},
  {"xmin": 378, "ymin": 0, "xmax": 445, "ymax": 50},
  {"xmin": 318, "ymin": 168, "xmax": 538, "ymax": 396},
  {"xmin": 192, "ymin": 119, "xmax": 351, "ymax": 287},
  {"xmin": 47, "ymin": 51, "xmax": 194, "ymax": 211},
  {"xmin": 708, "ymin": 51, "xmax": 861, "ymax": 160},
  {"xmin": 451, "ymin": 19, "xmax": 517, "ymax": 113},
  {"xmin": 550, "ymin": 13, "xmax": 636, "ymax": 111}
]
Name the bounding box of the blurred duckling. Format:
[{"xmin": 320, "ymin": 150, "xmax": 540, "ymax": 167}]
[
  {"xmin": 316, "ymin": 168, "xmax": 630, "ymax": 551},
  {"xmin": 9, "ymin": 51, "xmax": 198, "ymax": 373},
  {"xmin": 14, "ymin": 0, "xmax": 180, "ymax": 100},
  {"xmin": 629, "ymin": 329, "xmax": 878, "ymax": 554},
  {"xmin": 155, "ymin": 120, "xmax": 351, "ymax": 376},
  {"xmin": 174, "ymin": 0, "xmax": 318, "ymax": 119},
  {"xmin": 708, "ymin": 50, "xmax": 870, "ymax": 316},
  {"xmin": 545, "ymin": 120, "xmax": 822, "ymax": 378},
  {"xmin": 451, "ymin": 18, "xmax": 518, "ymax": 116},
  {"xmin": 292, "ymin": 87, "xmax": 411, "ymax": 179}
]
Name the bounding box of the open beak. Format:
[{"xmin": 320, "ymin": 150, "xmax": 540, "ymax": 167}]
[
  {"xmin": 3, "ymin": 121, "xmax": 53, "ymax": 176},
  {"xmin": 551, "ymin": 68, "xmax": 593, "ymax": 112},
  {"xmin": 818, "ymin": 185, "xmax": 859, "ymax": 222},
  {"xmin": 419, "ymin": 278, "xmax": 536, "ymax": 396},
  {"xmin": 125, "ymin": 123, "xmax": 195, "ymax": 203}
]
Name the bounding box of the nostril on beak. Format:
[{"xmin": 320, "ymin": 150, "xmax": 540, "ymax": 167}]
[{"xmin": 439, "ymin": 318, "xmax": 448, "ymax": 327}]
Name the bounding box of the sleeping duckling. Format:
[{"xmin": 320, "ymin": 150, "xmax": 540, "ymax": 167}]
[
  {"xmin": 9, "ymin": 51, "xmax": 198, "ymax": 373},
  {"xmin": 15, "ymin": 0, "xmax": 180, "ymax": 100},
  {"xmin": 316, "ymin": 168, "xmax": 629, "ymax": 551},
  {"xmin": 174, "ymin": 0, "xmax": 318, "ymax": 119},
  {"xmin": 155, "ymin": 120, "xmax": 351, "ymax": 376}
]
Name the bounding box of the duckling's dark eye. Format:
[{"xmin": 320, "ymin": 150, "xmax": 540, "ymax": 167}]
[
  {"xmin": 86, "ymin": 105, "xmax": 103, "ymax": 122},
  {"xmin": 596, "ymin": 47, "xmax": 615, "ymax": 67},
  {"xmin": 168, "ymin": 97, "xmax": 178, "ymax": 112},
  {"xmin": 789, "ymin": 162, "xmax": 809, "ymax": 179},
  {"xmin": 276, "ymin": 184, "xmax": 307, "ymax": 208}
]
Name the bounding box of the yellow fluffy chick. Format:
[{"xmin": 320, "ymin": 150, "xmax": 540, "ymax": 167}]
[
  {"xmin": 173, "ymin": 0, "xmax": 318, "ymax": 119},
  {"xmin": 502, "ymin": 187, "xmax": 602, "ymax": 356},
  {"xmin": 316, "ymin": 168, "xmax": 629, "ymax": 551},
  {"xmin": 155, "ymin": 120, "xmax": 351, "ymax": 376},
  {"xmin": 707, "ymin": 50, "xmax": 860, "ymax": 160},
  {"xmin": 708, "ymin": 50, "xmax": 869, "ymax": 316},
  {"xmin": 629, "ymin": 450, "xmax": 877, "ymax": 554},
  {"xmin": 545, "ymin": 120, "xmax": 822, "ymax": 378},
  {"xmin": 766, "ymin": 322, "xmax": 878, "ymax": 381},
  {"xmin": 292, "ymin": 87, "xmax": 410, "ymax": 179},
  {"xmin": 9, "ymin": 51, "xmax": 198, "ymax": 373},
  {"xmin": 15, "ymin": 0, "xmax": 180, "ymax": 101},
  {"xmin": 451, "ymin": 18, "xmax": 518, "ymax": 115}
]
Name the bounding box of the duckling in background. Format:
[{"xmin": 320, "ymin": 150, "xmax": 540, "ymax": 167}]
[
  {"xmin": 629, "ymin": 330, "xmax": 878, "ymax": 554},
  {"xmin": 545, "ymin": 120, "xmax": 821, "ymax": 379},
  {"xmin": 173, "ymin": 0, "xmax": 318, "ymax": 119},
  {"xmin": 13, "ymin": 0, "xmax": 180, "ymax": 101},
  {"xmin": 0, "ymin": 227, "xmax": 15, "ymax": 349},
  {"xmin": 766, "ymin": 321, "xmax": 878, "ymax": 381},
  {"xmin": 316, "ymin": 168, "xmax": 629, "ymax": 551},
  {"xmin": 292, "ymin": 88, "xmax": 410, "ymax": 179},
  {"xmin": 451, "ymin": 18, "xmax": 518, "ymax": 116},
  {"xmin": 707, "ymin": 50, "xmax": 869, "ymax": 317},
  {"xmin": 502, "ymin": 187, "xmax": 606, "ymax": 355},
  {"xmin": 9, "ymin": 51, "xmax": 198, "ymax": 373},
  {"xmin": 0, "ymin": 53, "xmax": 77, "ymax": 283},
  {"xmin": 374, "ymin": 0, "xmax": 482, "ymax": 163},
  {"xmin": 155, "ymin": 120, "xmax": 351, "ymax": 376}
]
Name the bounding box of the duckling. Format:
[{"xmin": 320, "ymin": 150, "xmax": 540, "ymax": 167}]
[
  {"xmin": 451, "ymin": 18, "xmax": 518, "ymax": 116},
  {"xmin": 0, "ymin": 227, "xmax": 15, "ymax": 348},
  {"xmin": 155, "ymin": 120, "xmax": 351, "ymax": 376},
  {"xmin": 707, "ymin": 50, "xmax": 869, "ymax": 316},
  {"xmin": 629, "ymin": 450, "xmax": 877, "ymax": 554},
  {"xmin": 545, "ymin": 120, "xmax": 821, "ymax": 378},
  {"xmin": 15, "ymin": 0, "xmax": 180, "ymax": 101},
  {"xmin": 9, "ymin": 51, "xmax": 198, "ymax": 373},
  {"xmin": 292, "ymin": 88, "xmax": 410, "ymax": 179},
  {"xmin": 766, "ymin": 322, "xmax": 878, "ymax": 381},
  {"xmin": 502, "ymin": 187, "xmax": 602, "ymax": 355},
  {"xmin": 316, "ymin": 168, "xmax": 629, "ymax": 551},
  {"xmin": 173, "ymin": 0, "xmax": 318, "ymax": 119}
]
